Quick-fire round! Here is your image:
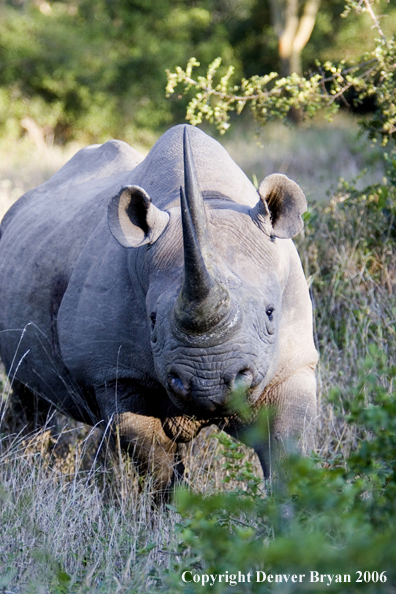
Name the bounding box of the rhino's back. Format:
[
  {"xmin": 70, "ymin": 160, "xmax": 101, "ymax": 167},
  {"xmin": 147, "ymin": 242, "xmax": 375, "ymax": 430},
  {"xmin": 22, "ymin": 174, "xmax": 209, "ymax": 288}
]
[{"xmin": 0, "ymin": 139, "xmax": 143, "ymax": 308}]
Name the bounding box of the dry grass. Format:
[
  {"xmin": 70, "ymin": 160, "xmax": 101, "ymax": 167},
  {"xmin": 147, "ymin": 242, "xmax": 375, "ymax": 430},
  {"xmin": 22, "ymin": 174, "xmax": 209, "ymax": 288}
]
[
  {"xmin": 0, "ymin": 139, "xmax": 83, "ymax": 223},
  {"xmin": 0, "ymin": 385, "xmax": 261, "ymax": 592},
  {"xmin": 0, "ymin": 113, "xmax": 384, "ymax": 222},
  {"xmin": 0, "ymin": 421, "xmax": 176, "ymax": 591},
  {"xmin": 298, "ymin": 187, "xmax": 396, "ymax": 459}
]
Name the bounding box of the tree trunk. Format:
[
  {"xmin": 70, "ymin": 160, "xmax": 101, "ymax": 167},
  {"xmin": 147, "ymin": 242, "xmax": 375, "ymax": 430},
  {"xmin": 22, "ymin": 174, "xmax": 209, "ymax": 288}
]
[{"xmin": 269, "ymin": 0, "xmax": 321, "ymax": 77}]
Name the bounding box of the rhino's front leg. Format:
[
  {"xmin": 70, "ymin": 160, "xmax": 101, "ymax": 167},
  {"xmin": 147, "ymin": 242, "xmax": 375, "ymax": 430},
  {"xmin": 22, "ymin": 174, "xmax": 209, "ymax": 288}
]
[
  {"xmin": 114, "ymin": 411, "xmax": 178, "ymax": 490},
  {"xmin": 95, "ymin": 382, "xmax": 178, "ymax": 490},
  {"xmin": 236, "ymin": 366, "xmax": 317, "ymax": 480},
  {"xmin": 270, "ymin": 366, "xmax": 317, "ymax": 451}
]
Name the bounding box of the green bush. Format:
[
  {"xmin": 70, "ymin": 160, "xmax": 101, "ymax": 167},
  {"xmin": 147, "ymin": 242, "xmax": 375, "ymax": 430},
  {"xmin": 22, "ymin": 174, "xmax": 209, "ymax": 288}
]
[{"xmin": 0, "ymin": 0, "xmax": 241, "ymax": 145}]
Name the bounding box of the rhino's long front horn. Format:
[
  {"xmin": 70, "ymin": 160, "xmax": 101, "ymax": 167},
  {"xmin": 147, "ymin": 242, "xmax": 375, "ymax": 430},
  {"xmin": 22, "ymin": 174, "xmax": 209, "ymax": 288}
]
[
  {"xmin": 173, "ymin": 127, "xmax": 238, "ymax": 337},
  {"xmin": 179, "ymin": 183, "xmax": 215, "ymax": 304}
]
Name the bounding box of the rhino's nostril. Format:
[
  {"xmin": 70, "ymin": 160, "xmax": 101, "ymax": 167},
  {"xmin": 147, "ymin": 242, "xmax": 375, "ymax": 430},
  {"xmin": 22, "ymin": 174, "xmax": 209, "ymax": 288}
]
[
  {"xmin": 167, "ymin": 373, "xmax": 190, "ymax": 400},
  {"xmin": 231, "ymin": 368, "xmax": 254, "ymax": 391}
]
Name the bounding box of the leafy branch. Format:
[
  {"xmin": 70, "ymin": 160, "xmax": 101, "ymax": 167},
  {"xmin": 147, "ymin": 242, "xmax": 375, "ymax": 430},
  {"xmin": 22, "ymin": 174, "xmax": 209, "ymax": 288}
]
[{"xmin": 166, "ymin": 0, "xmax": 395, "ymax": 144}]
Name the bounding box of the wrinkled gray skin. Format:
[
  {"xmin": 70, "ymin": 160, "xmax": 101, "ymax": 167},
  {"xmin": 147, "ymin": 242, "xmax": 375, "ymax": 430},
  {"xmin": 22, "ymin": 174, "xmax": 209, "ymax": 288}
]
[{"xmin": 0, "ymin": 125, "xmax": 318, "ymax": 488}]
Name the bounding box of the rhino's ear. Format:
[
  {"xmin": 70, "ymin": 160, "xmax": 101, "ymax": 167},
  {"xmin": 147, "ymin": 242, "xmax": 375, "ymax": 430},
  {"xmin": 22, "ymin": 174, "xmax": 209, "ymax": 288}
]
[
  {"xmin": 249, "ymin": 174, "xmax": 307, "ymax": 239},
  {"xmin": 108, "ymin": 185, "xmax": 169, "ymax": 248}
]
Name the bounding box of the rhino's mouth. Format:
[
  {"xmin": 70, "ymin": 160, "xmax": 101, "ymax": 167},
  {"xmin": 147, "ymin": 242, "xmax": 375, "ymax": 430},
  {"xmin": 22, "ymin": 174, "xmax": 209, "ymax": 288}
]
[{"xmin": 166, "ymin": 366, "xmax": 262, "ymax": 416}]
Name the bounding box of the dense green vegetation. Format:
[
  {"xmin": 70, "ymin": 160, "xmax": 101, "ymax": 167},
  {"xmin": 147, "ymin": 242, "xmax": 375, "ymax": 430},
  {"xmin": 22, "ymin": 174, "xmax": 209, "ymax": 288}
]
[
  {"xmin": 0, "ymin": 0, "xmax": 237, "ymax": 144},
  {"xmin": 1, "ymin": 0, "xmax": 395, "ymax": 145}
]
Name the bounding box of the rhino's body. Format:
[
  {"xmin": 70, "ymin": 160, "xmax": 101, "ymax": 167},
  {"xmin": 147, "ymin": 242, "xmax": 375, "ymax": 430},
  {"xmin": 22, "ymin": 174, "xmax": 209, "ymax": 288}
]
[{"xmin": 0, "ymin": 125, "xmax": 317, "ymax": 485}]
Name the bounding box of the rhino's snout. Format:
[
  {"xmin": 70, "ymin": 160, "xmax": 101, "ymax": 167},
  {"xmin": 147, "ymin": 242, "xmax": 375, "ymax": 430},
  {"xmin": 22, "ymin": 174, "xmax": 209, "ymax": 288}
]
[{"xmin": 167, "ymin": 363, "xmax": 255, "ymax": 412}]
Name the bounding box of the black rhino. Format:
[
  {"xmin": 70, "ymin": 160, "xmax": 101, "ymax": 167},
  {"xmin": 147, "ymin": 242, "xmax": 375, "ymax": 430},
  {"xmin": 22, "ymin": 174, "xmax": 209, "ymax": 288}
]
[{"xmin": 0, "ymin": 125, "xmax": 318, "ymax": 487}]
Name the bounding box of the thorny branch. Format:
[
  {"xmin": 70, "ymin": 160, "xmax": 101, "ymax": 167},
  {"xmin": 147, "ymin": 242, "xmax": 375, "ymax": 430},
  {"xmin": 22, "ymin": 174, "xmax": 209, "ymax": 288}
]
[{"xmin": 361, "ymin": 0, "xmax": 388, "ymax": 46}]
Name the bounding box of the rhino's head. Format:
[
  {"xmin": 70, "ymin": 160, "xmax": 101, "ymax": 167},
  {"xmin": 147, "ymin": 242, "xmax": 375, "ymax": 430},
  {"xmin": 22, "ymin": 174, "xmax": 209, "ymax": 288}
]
[{"xmin": 108, "ymin": 127, "xmax": 306, "ymax": 417}]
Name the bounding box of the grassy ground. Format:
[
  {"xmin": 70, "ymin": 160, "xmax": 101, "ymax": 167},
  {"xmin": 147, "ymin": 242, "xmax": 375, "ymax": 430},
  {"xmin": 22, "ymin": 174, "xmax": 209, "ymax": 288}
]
[{"xmin": 0, "ymin": 116, "xmax": 395, "ymax": 592}]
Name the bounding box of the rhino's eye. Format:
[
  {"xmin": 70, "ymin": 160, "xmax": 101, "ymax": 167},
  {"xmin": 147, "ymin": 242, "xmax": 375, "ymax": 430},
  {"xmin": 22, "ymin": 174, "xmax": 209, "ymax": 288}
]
[
  {"xmin": 150, "ymin": 312, "xmax": 157, "ymax": 329},
  {"xmin": 265, "ymin": 306, "xmax": 274, "ymax": 321}
]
